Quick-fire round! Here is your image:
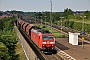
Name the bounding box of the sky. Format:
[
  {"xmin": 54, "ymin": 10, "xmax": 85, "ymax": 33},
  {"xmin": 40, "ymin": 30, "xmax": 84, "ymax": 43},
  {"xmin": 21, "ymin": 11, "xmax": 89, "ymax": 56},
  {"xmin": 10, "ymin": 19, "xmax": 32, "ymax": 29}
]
[{"xmin": 0, "ymin": 0, "xmax": 90, "ymax": 12}]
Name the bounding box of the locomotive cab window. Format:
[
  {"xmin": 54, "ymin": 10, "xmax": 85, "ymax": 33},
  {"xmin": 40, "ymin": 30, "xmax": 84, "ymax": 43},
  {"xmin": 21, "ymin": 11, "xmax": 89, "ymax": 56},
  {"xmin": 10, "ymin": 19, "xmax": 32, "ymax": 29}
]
[{"xmin": 42, "ymin": 36, "xmax": 53, "ymax": 40}]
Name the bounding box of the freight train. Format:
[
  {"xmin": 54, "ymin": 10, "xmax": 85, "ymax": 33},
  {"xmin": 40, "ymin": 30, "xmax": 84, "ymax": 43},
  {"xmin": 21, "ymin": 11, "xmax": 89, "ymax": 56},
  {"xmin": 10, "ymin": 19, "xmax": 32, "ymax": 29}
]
[{"xmin": 17, "ymin": 18, "xmax": 56, "ymax": 53}]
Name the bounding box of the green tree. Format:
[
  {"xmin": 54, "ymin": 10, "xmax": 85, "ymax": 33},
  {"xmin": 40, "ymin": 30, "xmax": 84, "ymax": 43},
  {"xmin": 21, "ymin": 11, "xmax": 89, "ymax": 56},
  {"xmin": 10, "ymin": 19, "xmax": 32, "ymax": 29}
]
[
  {"xmin": 0, "ymin": 17, "xmax": 19, "ymax": 60},
  {"xmin": 0, "ymin": 42, "xmax": 10, "ymax": 60},
  {"xmin": 64, "ymin": 8, "xmax": 73, "ymax": 18},
  {"xmin": 0, "ymin": 19, "xmax": 4, "ymax": 31},
  {"xmin": 83, "ymin": 11, "xmax": 90, "ymax": 19},
  {"xmin": 0, "ymin": 11, "xmax": 3, "ymax": 16}
]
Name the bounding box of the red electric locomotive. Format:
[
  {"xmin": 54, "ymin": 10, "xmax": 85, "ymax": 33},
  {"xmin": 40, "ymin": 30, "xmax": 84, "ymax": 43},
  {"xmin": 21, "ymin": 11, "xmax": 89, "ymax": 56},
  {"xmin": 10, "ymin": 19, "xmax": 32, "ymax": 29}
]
[
  {"xmin": 31, "ymin": 26, "xmax": 55, "ymax": 52},
  {"xmin": 17, "ymin": 18, "xmax": 56, "ymax": 52}
]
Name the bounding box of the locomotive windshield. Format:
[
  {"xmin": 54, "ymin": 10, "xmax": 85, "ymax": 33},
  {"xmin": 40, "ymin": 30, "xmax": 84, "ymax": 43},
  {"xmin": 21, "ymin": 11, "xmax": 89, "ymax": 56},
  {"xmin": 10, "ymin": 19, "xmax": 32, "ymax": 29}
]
[{"xmin": 42, "ymin": 36, "xmax": 53, "ymax": 40}]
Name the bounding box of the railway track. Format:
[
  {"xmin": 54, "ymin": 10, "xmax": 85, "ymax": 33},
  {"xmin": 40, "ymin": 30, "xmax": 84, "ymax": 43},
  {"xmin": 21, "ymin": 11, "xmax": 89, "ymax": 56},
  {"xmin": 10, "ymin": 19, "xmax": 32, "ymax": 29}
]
[
  {"xmin": 19, "ymin": 28, "xmax": 45, "ymax": 60},
  {"xmin": 20, "ymin": 17, "xmax": 90, "ymax": 60},
  {"xmin": 55, "ymin": 47, "xmax": 76, "ymax": 60},
  {"xmin": 45, "ymin": 54, "xmax": 60, "ymax": 60},
  {"xmin": 17, "ymin": 26, "xmax": 63, "ymax": 60},
  {"xmin": 18, "ymin": 20, "xmax": 78, "ymax": 60},
  {"xmin": 41, "ymin": 23, "xmax": 90, "ymax": 60},
  {"xmin": 44, "ymin": 23, "xmax": 90, "ymax": 43},
  {"xmin": 22, "ymin": 15, "xmax": 90, "ymax": 42}
]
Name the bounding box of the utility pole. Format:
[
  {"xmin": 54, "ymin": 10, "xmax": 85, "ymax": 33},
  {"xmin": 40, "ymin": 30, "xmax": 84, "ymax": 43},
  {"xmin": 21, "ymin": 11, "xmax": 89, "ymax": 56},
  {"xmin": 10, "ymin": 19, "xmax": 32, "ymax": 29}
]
[
  {"xmin": 35, "ymin": 16, "xmax": 36, "ymax": 24},
  {"xmin": 50, "ymin": 0, "xmax": 52, "ymax": 32},
  {"xmin": 37, "ymin": 16, "xmax": 39, "ymax": 26},
  {"xmin": 40, "ymin": 16, "xmax": 42, "ymax": 24},
  {"xmin": 60, "ymin": 17, "xmax": 64, "ymax": 31},
  {"xmin": 80, "ymin": 15, "xmax": 86, "ymax": 49},
  {"xmin": 60, "ymin": 17, "xmax": 64, "ymax": 37},
  {"xmin": 45, "ymin": 16, "xmax": 47, "ymax": 27}
]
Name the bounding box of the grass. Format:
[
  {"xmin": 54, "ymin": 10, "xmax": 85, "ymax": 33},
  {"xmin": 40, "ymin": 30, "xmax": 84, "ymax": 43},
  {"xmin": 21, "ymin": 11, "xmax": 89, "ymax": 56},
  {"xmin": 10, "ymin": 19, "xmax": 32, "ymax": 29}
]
[
  {"xmin": 70, "ymin": 19, "xmax": 90, "ymax": 24},
  {"xmin": 15, "ymin": 42, "xmax": 27, "ymax": 60},
  {"xmin": 39, "ymin": 25, "xmax": 67, "ymax": 38}
]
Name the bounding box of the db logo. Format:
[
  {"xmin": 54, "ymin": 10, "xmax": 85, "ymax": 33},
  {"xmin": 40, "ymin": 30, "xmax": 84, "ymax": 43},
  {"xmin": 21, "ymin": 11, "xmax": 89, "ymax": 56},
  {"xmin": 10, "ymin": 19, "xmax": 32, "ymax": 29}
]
[{"xmin": 47, "ymin": 41, "xmax": 50, "ymax": 44}]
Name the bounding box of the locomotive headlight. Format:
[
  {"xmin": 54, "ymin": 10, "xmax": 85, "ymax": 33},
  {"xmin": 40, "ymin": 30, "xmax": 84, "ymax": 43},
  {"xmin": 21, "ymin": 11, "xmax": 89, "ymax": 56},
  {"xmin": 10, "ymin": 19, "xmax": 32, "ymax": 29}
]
[
  {"xmin": 43, "ymin": 45, "xmax": 45, "ymax": 46},
  {"xmin": 50, "ymin": 42, "xmax": 55, "ymax": 44},
  {"xmin": 42, "ymin": 42, "xmax": 46, "ymax": 44},
  {"xmin": 52, "ymin": 45, "xmax": 54, "ymax": 46}
]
